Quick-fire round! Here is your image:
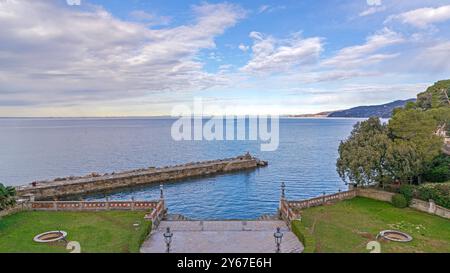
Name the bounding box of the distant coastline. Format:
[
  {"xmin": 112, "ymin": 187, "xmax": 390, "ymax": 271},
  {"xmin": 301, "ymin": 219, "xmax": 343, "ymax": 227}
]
[{"xmin": 290, "ymin": 98, "xmax": 415, "ymax": 119}]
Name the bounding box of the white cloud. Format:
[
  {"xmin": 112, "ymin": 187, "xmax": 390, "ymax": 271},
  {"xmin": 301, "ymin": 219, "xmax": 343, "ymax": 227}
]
[
  {"xmin": 282, "ymin": 70, "xmax": 379, "ymax": 84},
  {"xmin": 129, "ymin": 10, "xmax": 171, "ymax": 26},
  {"xmin": 411, "ymin": 41, "xmax": 450, "ymax": 72},
  {"xmin": 257, "ymin": 5, "xmax": 286, "ymax": 14},
  {"xmin": 238, "ymin": 43, "xmax": 249, "ymax": 52},
  {"xmin": 258, "ymin": 5, "xmax": 270, "ymax": 13},
  {"xmin": 359, "ymin": 6, "xmax": 386, "ymax": 17},
  {"xmin": 241, "ymin": 32, "xmax": 323, "ymax": 74},
  {"xmin": 0, "ymin": 0, "xmax": 245, "ymax": 107},
  {"xmin": 386, "ymin": 5, "xmax": 450, "ymax": 28},
  {"xmin": 322, "ymin": 28, "xmax": 404, "ymax": 68},
  {"xmin": 367, "ymin": 0, "xmax": 382, "ymax": 6}
]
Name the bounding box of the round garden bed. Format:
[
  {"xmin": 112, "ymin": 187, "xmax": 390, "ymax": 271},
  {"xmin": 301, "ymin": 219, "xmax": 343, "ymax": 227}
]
[
  {"xmin": 33, "ymin": 231, "xmax": 67, "ymax": 243},
  {"xmin": 378, "ymin": 230, "xmax": 412, "ymax": 242}
]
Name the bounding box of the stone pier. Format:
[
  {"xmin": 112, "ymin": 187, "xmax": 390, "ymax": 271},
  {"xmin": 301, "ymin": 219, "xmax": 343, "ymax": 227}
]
[{"xmin": 16, "ymin": 153, "xmax": 268, "ymax": 200}]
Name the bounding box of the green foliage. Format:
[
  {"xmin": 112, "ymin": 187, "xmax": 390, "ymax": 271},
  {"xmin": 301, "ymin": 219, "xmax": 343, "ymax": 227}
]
[
  {"xmin": 392, "ymin": 194, "xmax": 408, "ymax": 208},
  {"xmin": 423, "ymin": 154, "xmax": 450, "ymax": 182},
  {"xmin": 417, "ymin": 183, "xmax": 450, "ymax": 209},
  {"xmin": 416, "ymin": 80, "xmax": 450, "ymax": 109},
  {"xmin": 399, "ymin": 184, "xmax": 415, "ymax": 204},
  {"xmin": 337, "ymin": 80, "xmax": 449, "ymax": 187},
  {"xmin": 404, "ymin": 101, "xmax": 418, "ymax": 110},
  {"xmin": 384, "ymin": 139, "xmax": 422, "ymax": 183},
  {"xmin": 0, "ymin": 183, "xmax": 16, "ymax": 211},
  {"xmin": 388, "ymin": 109, "xmax": 443, "ymax": 181},
  {"xmin": 337, "ymin": 117, "xmax": 391, "ymax": 186}
]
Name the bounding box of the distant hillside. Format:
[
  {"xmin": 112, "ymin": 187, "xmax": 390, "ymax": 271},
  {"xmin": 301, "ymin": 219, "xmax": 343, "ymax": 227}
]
[
  {"xmin": 328, "ymin": 99, "xmax": 416, "ymax": 118},
  {"xmin": 417, "ymin": 80, "xmax": 450, "ymax": 109}
]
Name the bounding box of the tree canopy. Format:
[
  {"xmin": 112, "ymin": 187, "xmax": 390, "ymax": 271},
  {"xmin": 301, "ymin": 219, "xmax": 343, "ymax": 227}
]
[{"xmin": 337, "ymin": 80, "xmax": 449, "ymax": 186}]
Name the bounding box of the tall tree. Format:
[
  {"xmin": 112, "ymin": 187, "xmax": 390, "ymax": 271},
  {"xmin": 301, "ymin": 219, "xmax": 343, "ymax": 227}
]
[
  {"xmin": 388, "ymin": 109, "xmax": 443, "ymax": 183},
  {"xmin": 384, "ymin": 140, "xmax": 421, "ymax": 184},
  {"xmin": 337, "ymin": 117, "xmax": 391, "ymax": 186}
]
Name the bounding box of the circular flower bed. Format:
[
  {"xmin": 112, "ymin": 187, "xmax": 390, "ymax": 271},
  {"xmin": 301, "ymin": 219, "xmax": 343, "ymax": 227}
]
[
  {"xmin": 33, "ymin": 231, "xmax": 67, "ymax": 243},
  {"xmin": 378, "ymin": 230, "xmax": 413, "ymax": 242}
]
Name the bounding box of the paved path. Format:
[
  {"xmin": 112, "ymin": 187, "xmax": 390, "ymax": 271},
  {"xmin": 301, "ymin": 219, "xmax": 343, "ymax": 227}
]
[{"xmin": 140, "ymin": 221, "xmax": 304, "ymax": 253}]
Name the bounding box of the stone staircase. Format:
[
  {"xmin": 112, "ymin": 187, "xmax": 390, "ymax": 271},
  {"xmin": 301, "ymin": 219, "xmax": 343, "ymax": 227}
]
[
  {"xmin": 164, "ymin": 213, "xmax": 191, "ymax": 221},
  {"xmin": 257, "ymin": 214, "xmax": 281, "ymax": 221},
  {"xmin": 141, "ymin": 220, "xmax": 304, "ymax": 253}
]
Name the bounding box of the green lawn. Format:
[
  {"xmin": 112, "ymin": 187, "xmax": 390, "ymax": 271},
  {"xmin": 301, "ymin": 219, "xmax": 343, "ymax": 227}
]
[
  {"xmin": 0, "ymin": 211, "xmax": 152, "ymax": 253},
  {"xmin": 292, "ymin": 197, "xmax": 450, "ymax": 253}
]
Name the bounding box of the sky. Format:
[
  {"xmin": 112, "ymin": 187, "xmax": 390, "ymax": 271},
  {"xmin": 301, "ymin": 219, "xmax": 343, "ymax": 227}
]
[{"xmin": 1, "ymin": 0, "xmax": 450, "ymax": 117}]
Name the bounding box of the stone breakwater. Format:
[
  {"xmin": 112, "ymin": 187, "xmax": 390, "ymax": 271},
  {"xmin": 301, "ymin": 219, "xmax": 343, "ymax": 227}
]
[{"xmin": 16, "ymin": 154, "xmax": 268, "ymax": 200}]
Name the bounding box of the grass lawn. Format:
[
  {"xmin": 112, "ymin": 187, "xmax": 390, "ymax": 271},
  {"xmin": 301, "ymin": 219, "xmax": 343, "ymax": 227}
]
[
  {"xmin": 0, "ymin": 211, "xmax": 152, "ymax": 253},
  {"xmin": 292, "ymin": 197, "xmax": 450, "ymax": 253}
]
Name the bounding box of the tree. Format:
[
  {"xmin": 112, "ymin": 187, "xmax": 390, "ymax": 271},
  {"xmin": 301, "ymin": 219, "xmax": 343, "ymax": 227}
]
[
  {"xmin": 384, "ymin": 140, "xmax": 422, "ymax": 184},
  {"xmin": 337, "ymin": 80, "xmax": 449, "ymax": 187},
  {"xmin": 388, "ymin": 109, "xmax": 443, "ymax": 183},
  {"xmin": 337, "ymin": 117, "xmax": 391, "ymax": 186},
  {"xmin": 423, "ymin": 154, "xmax": 450, "ymax": 182},
  {"xmin": 0, "ymin": 183, "xmax": 16, "ymax": 211}
]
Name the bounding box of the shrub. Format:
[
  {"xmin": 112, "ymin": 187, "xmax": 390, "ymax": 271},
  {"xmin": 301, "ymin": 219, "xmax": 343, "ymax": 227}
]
[
  {"xmin": 417, "ymin": 184, "xmax": 450, "ymax": 209},
  {"xmin": 0, "ymin": 183, "xmax": 16, "ymax": 211},
  {"xmin": 392, "ymin": 194, "xmax": 408, "ymax": 208},
  {"xmin": 399, "ymin": 184, "xmax": 415, "ymax": 204}
]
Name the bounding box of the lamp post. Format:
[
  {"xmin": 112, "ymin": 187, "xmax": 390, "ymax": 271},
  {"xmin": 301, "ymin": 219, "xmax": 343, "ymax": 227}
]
[
  {"xmin": 274, "ymin": 227, "xmax": 283, "ymax": 253},
  {"xmin": 281, "ymin": 182, "xmax": 286, "ymax": 200},
  {"xmin": 160, "ymin": 184, "xmax": 164, "ymax": 200},
  {"xmin": 163, "ymin": 227, "xmax": 173, "ymax": 253}
]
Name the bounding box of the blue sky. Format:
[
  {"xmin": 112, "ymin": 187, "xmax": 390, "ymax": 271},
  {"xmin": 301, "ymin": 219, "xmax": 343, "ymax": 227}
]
[{"xmin": 1, "ymin": 0, "xmax": 450, "ymax": 116}]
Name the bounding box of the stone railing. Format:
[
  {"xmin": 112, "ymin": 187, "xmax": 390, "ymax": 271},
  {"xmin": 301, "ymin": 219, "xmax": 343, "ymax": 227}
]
[
  {"xmin": 279, "ymin": 198, "xmax": 300, "ymax": 224},
  {"xmin": 28, "ymin": 200, "xmax": 159, "ymax": 211},
  {"xmin": 288, "ymin": 190, "xmax": 357, "ymax": 210},
  {"xmin": 145, "ymin": 199, "xmax": 166, "ymax": 229}
]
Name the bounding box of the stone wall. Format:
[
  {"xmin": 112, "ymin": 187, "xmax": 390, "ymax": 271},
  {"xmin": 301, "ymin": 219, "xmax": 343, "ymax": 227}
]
[
  {"xmin": 17, "ymin": 155, "xmax": 267, "ymax": 200},
  {"xmin": 410, "ymin": 199, "xmax": 450, "ymax": 219},
  {"xmin": 356, "ymin": 188, "xmax": 395, "ymax": 202},
  {"xmin": 0, "ymin": 206, "xmax": 24, "ymax": 218}
]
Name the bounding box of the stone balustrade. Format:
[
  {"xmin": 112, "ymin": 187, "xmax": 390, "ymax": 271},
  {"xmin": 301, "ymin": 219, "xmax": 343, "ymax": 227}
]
[
  {"xmin": 288, "ymin": 190, "xmax": 357, "ymax": 211},
  {"xmin": 29, "ymin": 200, "xmax": 159, "ymax": 211}
]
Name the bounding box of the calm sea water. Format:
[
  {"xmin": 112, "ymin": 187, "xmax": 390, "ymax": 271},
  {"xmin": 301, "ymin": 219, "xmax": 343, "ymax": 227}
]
[{"xmin": 0, "ymin": 117, "xmax": 361, "ymax": 219}]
